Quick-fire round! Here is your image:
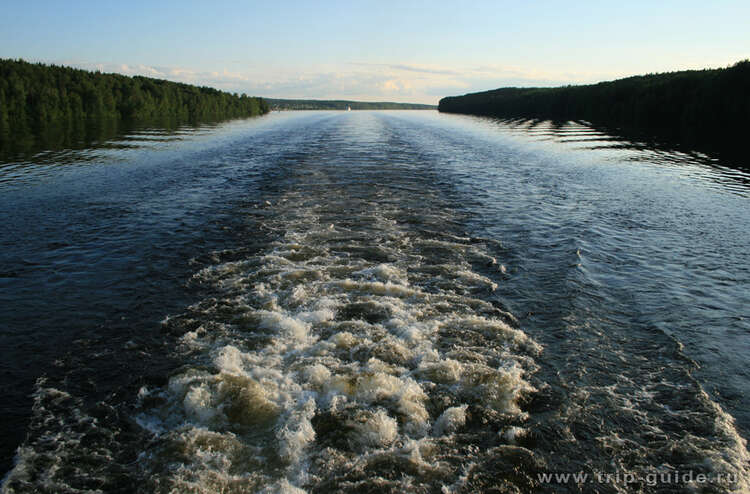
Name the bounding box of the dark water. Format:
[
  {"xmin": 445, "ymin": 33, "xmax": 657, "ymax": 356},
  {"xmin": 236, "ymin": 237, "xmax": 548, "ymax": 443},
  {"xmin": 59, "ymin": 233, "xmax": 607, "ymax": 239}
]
[{"xmin": 1, "ymin": 111, "xmax": 749, "ymax": 493}]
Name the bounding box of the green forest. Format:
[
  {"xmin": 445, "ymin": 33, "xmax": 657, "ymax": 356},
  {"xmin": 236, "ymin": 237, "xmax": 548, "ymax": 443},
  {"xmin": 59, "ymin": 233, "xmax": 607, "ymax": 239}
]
[
  {"xmin": 439, "ymin": 60, "xmax": 750, "ymax": 157},
  {"xmin": 266, "ymin": 98, "xmax": 436, "ymax": 110},
  {"xmin": 0, "ymin": 58, "xmax": 269, "ymax": 153}
]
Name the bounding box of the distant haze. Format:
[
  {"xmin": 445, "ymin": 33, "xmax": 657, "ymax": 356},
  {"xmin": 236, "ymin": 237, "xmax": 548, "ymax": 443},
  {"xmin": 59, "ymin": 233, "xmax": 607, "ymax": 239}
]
[{"xmin": 2, "ymin": 0, "xmax": 748, "ymax": 104}]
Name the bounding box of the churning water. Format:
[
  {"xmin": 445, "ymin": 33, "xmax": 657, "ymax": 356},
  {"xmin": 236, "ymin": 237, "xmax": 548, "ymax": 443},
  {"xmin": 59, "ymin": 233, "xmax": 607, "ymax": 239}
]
[{"xmin": 1, "ymin": 111, "xmax": 749, "ymax": 493}]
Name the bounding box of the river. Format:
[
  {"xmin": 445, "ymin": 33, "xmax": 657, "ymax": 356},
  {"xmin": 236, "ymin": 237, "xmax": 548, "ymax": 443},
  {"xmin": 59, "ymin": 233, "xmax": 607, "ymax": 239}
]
[{"xmin": 1, "ymin": 111, "xmax": 749, "ymax": 493}]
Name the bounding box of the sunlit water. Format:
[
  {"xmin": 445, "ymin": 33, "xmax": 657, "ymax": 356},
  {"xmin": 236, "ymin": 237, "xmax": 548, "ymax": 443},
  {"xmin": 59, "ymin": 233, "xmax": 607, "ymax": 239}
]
[{"xmin": 1, "ymin": 111, "xmax": 749, "ymax": 493}]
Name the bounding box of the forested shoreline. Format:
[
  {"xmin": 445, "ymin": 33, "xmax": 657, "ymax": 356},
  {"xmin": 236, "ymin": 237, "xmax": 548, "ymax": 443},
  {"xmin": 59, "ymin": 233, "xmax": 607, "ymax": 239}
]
[
  {"xmin": 266, "ymin": 98, "xmax": 435, "ymax": 110},
  {"xmin": 0, "ymin": 59, "xmax": 269, "ymax": 154},
  {"xmin": 438, "ymin": 61, "xmax": 750, "ymax": 159}
]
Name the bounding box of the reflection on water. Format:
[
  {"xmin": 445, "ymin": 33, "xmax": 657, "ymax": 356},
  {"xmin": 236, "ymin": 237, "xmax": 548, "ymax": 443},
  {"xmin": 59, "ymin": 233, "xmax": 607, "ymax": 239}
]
[
  {"xmin": 480, "ymin": 117, "xmax": 750, "ymax": 196},
  {"xmin": 2, "ymin": 115, "xmax": 748, "ymax": 193},
  {"xmin": 0, "ymin": 122, "xmax": 240, "ymax": 187}
]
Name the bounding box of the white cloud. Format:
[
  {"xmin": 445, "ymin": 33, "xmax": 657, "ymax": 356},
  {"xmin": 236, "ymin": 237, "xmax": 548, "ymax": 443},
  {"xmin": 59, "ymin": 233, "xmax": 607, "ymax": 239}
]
[{"xmin": 61, "ymin": 59, "xmax": 630, "ymax": 105}]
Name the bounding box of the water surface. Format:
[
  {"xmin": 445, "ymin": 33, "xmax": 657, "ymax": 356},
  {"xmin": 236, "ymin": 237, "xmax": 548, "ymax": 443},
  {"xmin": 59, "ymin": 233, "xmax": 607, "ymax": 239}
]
[{"xmin": 2, "ymin": 111, "xmax": 749, "ymax": 493}]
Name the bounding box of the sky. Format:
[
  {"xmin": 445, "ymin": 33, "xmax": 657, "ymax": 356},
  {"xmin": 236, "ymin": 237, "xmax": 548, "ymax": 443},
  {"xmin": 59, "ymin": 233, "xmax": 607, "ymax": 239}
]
[{"xmin": 1, "ymin": 0, "xmax": 749, "ymax": 104}]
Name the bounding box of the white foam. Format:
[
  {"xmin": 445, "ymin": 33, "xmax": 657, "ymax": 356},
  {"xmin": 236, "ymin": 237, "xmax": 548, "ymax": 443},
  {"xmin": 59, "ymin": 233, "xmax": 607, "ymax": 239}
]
[
  {"xmin": 500, "ymin": 426, "xmax": 526, "ymax": 443},
  {"xmin": 297, "ymin": 308, "xmax": 335, "ymax": 324},
  {"xmin": 129, "ymin": 186, "xmax": 543, "ymax": 493},
  {"xmin": 260, "ymin": 479, "xmax": 308, "ymax": 494},
  {"xmin": 433, "ymin": 405, "xmax": 469, "ymax": 436},
  {"xmin": 257, "ymin": 310, "xmax": 313, "ymax": 343},
  {"xmin": 417, "ymin": 358, "xmax": 463, "ymax": 384},
  {"xmin": 350, "ymin": 409, "xmax": 399, "ymax": 448},
  {"xmin": 335, "ymin": 279, "xmax": 422, "ymax": 298},
  {"xmin": 277, "ymin": 396, "xmax": 317, "ymax": 471},
  {"xmin": 214, "ymin": 345, "xmax": 245, "ymax": 375},
  {"xmin": 184, "ymin": 384, "xmax": 218, "ymax": 424},
  {"xmin": 355, "ymin": 264, "xmax": 409, "ymax": 284}
]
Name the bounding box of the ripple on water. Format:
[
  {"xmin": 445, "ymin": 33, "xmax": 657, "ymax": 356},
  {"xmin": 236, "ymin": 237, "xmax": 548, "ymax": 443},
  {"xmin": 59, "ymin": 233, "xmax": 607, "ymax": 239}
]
[
  {"xmin": 3, "ymin": 112, "xmax": 750, "ymax": 493},
  {"xmin": 126, "ymin": 183, "xmax": 541, "ymax": 493}
]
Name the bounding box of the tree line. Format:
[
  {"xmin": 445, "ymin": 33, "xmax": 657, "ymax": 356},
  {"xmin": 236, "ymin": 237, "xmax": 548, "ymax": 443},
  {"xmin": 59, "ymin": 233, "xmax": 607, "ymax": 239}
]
[
  {"xmin": 266, "ymin": 98, "xmax": 436, "ymax": 110},
  {"xmin": 0, "ymin": 58, "xmax": 269, "ymax": 153},
  {"xmin": 438, "ymin": 61, "xmax": 750, "ymax": 159}
]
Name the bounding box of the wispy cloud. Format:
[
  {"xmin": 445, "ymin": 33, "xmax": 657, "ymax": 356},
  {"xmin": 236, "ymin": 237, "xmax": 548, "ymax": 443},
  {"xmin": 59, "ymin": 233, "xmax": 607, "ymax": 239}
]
[
  {"xmin": 349, "ymin": 62, "xmax": 461, "ymax": 76},
  {"xmin": 74, "ymin": 62, "xmax": 253, "ymax": 87},
  {"xmin": 64, "ymin": 60, "xmax": 628, "ymax": 105}
]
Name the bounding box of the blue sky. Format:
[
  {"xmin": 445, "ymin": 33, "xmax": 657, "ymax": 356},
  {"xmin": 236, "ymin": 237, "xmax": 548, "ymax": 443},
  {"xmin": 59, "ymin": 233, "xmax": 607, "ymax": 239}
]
[{"xmin": 2, "ymin": 0, "xmax": 748, "ymax": 103}]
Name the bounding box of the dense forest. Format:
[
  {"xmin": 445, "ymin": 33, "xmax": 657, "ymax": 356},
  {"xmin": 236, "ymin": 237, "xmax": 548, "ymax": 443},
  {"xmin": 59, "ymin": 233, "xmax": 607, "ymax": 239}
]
[
  {"xmin": 266, "ymin": 98, "xmax": 435, "ymax": 110},
  {"xmin": 0, "ymin": 58, "xmax": 269, "ymax": 153},
  {"xmin": 439, "ymin": 60, "xmax": 750, "ymax": 158}
]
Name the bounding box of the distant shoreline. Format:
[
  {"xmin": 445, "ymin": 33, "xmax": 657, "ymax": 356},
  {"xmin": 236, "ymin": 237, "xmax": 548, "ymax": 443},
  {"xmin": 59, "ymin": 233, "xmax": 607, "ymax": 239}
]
[
  {"xmin": 265, "ymin": 98, "xmax": 436, "ymax": 111},
  {"xmin": 438, "ymin": 61, "xmax": 750, "ymax": 163}
]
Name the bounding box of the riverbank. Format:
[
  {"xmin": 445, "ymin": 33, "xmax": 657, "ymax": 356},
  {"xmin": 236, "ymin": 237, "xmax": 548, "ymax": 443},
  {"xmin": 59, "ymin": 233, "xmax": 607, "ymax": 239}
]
[
  {"xmin": 0, "ymin": 59, "xmax": 269, "ymax": 155},
  {"xmin": 438, "ymin": 61, "xmax": 749, "ymax": 164}
]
